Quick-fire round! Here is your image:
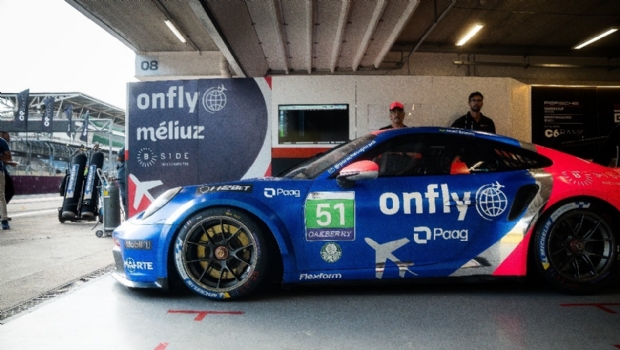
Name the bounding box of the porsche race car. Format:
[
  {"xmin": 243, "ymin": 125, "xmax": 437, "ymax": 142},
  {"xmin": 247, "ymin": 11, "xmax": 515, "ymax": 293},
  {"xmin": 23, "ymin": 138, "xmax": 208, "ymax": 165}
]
[{"xmin": 112, "ymin": 127, "xmax": 620, "ymax": 300}]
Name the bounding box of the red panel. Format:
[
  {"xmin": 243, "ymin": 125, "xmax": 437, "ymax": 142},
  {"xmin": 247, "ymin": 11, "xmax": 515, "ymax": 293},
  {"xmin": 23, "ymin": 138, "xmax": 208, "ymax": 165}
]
[{"xmin": 271, "ymin": 147, "xmax": 331, "ymax": 158}]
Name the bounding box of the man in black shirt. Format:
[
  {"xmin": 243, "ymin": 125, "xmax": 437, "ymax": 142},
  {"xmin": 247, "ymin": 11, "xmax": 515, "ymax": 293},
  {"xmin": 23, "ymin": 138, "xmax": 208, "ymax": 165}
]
[{"xmin": 451, "ymin": 92, "xmax": 496, "ymax": 133}]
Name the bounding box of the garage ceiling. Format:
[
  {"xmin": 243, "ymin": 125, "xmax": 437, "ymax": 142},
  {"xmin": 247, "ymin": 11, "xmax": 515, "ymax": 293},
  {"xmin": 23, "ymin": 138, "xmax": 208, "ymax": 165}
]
[{"xmin": 67, "ymin": 0, "xmax": 620, "ymax": 78}]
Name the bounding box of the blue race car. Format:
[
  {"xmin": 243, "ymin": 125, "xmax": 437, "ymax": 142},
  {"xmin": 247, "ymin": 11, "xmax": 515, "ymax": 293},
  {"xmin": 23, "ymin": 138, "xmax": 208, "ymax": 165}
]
[{"xmin": 112, "ymin": 127, "xmax": 620, "ymax": 300}]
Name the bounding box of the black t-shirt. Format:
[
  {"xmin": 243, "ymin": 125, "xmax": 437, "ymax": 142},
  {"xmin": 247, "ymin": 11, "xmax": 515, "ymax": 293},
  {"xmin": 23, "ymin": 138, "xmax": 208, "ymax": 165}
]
[{"xmin": 451, "ymin": 113, "xmax": 496, "ymax": 133}]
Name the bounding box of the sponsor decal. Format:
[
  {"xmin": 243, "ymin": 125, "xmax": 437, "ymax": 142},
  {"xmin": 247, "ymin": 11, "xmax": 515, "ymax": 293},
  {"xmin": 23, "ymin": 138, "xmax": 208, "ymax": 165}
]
[
  {"xmin": 66, "ymin": 163, "xmax": 79, "ymax": 198},
  {"xmin": 82, "ymin": 165, "xmax": 97, "ymax": 200},
  {"xmin": 136, "ymin": 86, "xmax": 199, "ymax": 113},
  {"xmin": 365, "ymin": 237, "xmax": 416, "ymax": 279},
  {"xmin": 544, "ymin": 101, "xmax": 580, "ymax": 106},
  {"xmin": 561, "ymin": 171, "xmax": 594, "ymax": 186},
  {"xmin": 198, "ymin": 184, "xmax": 253, "ymax": 194},
  {"xmin": 264, "ymin": 188, "xmax": 300, "ymax": 198},
  {"xmin": 124, "ymin": 258, "xmax": 154, "ymax": 273},
  {"xmin": 305, "ymin": 192, "xmax": 355, "ymax": 241},
  {"xmin": 320, "ymin": 242, "xmax": 342, "ymax": 263},
  {"xmin": 134, "ymin": 83, "xmax": 231, "ymax": 114},
  {"xmin": 379, "ymin": 182, "xmax": 508, "ymax": 222},
  {"xmin": 475, "ymin": 182, "xmax": 508, "ymax": 221},
  {"xmin": 379, "ymin": 184, "xmax": 471, "ymax": 221},
  {"xmin": 136, "ymin": 121, "xmax": 205, "ymax": 142},
  {"xmin": 136, "ymin": 147, "xmax": 157, "ymax": 167},
  {"xmin": 544, "ymin": 128, "xmax": 584, "ymax": 138},
  {"xmin": 307, "ymin": 229, "xmax": 353, "ymax": 240},
  {"xmin": 202, "ymin": 85, "xmax": 228, "ymax": 113},
  {"xmin": 299, "ymin": 272, "xmax": 342, "ymax": 281},
  {"xmin": 136, "ymin": 146, "xmax": 192, "ymax": 168},
  {"xmin": 299, "ymin": 272, "xmax": 342, "ymax": 280},
  {"xmin": 413, "ymin": 226, "xmax": 468, "ymax": 244},
  {"xmin": 124, "ymin": 240, "xmax": 152, "ymax": 250},
  {"xmin": 327, "ymin": 140, "xmax": 377, "ymax": 174},
  {"xmin": 442, "ymin": 128, "xmax": 476, "ymax": 136}
]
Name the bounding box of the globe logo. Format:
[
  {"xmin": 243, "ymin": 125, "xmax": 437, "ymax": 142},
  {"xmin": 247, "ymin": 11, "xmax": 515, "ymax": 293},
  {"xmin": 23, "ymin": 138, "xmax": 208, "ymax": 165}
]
[
  {"xmin": 202, "ymin": 85, "xmax": 227, "ymax": 113},
  {"xmin": 475, "ymin": 181, "xmax": 508, "ymax": 220}
]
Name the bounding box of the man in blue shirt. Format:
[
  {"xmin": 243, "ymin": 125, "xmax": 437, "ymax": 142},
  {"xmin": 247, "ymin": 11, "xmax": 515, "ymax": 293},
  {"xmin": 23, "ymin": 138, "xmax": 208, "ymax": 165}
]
[{"xmin": 0, "ymin": 131, "xmax": 17, "ymax": 230}]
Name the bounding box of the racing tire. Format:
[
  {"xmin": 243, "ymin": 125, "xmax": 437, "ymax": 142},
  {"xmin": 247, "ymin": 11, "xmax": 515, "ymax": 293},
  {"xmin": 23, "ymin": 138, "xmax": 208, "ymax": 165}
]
[
  {"xmin": 533, "ymin": 201, "xmax": 620, "ymax": 294},
  {"xmin": 58, "ymin": 207, "xmax": 65, "ymax": 223},
  {"xmin": 173, "ymin": 207, "xmax": 269, "ymax": 301}
]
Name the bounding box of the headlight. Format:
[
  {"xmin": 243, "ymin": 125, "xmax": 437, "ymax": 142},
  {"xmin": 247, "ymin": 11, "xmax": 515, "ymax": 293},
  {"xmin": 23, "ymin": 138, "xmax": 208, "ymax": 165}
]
[{"xmin": 142, "ymin": 187, "xmax": 182, "ymax": 219}]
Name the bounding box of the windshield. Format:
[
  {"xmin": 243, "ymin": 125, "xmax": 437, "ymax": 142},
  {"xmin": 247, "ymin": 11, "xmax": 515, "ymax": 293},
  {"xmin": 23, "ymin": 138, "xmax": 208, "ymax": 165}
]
[{"xmin": 280, "ymin": 134, "xmax": 377, "ymax": 179}]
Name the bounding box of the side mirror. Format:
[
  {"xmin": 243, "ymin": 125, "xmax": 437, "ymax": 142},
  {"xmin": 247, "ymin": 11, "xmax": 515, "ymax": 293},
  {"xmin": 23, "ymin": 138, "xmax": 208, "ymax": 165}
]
[{"xmin": 336, "ymin": 160, "xmax": 379, "ymax": 188}]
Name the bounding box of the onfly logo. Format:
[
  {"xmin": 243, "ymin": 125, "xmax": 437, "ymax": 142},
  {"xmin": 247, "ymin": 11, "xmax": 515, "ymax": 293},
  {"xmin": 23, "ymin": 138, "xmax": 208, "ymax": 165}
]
[
  {"xmin": 264, "ymin": 188, "xmax": 300, "ymax": 198},
  {"xmin": 475, "ymin": 182, "xmax": 508, "ymax": 221},
  {"xmin": 202, "ymin": 85, "xmax": 227, "ymax": 113}
]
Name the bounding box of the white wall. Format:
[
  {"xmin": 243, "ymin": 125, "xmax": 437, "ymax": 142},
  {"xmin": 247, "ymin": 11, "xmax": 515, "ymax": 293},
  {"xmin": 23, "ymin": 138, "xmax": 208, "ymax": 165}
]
[{"xmin": 272, "ymin": 75, "xmax": 531, "ymax": 145}]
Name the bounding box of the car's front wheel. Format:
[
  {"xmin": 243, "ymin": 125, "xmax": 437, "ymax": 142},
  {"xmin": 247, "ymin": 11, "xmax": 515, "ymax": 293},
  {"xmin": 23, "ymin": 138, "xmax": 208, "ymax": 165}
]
[
  {"xmin": 173, "ymin": 207, "xmax": 268, "ymax": 300},
  {"xmin": 533, "ymin": 201, "xmax": 619, "ymax": 294}
]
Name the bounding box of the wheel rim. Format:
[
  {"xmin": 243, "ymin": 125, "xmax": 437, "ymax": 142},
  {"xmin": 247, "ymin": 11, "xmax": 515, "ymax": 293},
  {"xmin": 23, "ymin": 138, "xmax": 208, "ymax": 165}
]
[
  {"xmin": 547, "ymin": 210, "xmax": 615, "ymax": 282},
  {"xmin": 182, "ymin": 215, "xmax": 257, "ymax": 292}
]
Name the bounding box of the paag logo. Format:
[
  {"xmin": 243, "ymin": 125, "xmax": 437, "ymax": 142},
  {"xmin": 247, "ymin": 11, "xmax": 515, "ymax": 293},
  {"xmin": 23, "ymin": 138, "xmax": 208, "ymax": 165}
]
[{"xmin": 264, "ymin": 188, "xmax": 301, "ymax": 198}]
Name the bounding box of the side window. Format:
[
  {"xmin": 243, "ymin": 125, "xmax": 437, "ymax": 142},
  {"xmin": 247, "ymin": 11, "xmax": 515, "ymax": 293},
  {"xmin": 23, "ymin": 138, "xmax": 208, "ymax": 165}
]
[
  {"xmin": 464, "ymin": 139, "xmax": 552, "ymax": 173},
  {"xmin": 361, "ymin": 134, "xmax": 471, "ymax": 177}
]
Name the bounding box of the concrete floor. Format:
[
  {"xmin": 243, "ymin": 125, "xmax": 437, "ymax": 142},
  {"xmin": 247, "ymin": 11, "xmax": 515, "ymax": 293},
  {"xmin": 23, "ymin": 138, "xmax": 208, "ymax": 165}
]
[
  {"xmin": 1, "ymin": 194, "xmax": 619, "ymax": 350},
  {"xmin": 0, "ymin": 275, "xmax": 619, "ymax": 350},
  {"xmin": 0, "ymin": 194, "xmax": 114, "ymax": 312}
]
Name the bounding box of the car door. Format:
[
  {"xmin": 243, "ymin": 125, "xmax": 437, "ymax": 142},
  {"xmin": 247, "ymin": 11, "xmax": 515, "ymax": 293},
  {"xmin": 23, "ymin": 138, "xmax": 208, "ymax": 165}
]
[
  {"xmin": 301, "ymin": 131, "xmax": 549, "ymax": 282},
  {"xmin": 301, "ymin": 133, "xmax": 484, "ymax": 278}
]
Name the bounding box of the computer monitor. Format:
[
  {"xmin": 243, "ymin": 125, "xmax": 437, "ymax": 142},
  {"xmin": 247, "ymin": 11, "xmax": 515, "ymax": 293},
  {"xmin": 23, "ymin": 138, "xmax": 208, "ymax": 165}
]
[{"xmin": 278, "ymin": 104, "xmax": 349, "ymax": 144}]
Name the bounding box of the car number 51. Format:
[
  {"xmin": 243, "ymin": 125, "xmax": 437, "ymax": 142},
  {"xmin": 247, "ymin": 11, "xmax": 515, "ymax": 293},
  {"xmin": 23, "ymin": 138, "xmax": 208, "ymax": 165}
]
[{"xmin": 304, "ymin": 192, "xmax": 355, "ymax": 241}]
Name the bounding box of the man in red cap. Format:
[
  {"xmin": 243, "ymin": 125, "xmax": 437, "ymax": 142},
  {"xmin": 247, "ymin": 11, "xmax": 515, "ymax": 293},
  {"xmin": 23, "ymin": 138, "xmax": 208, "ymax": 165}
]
[{"xmin": 380, "ymin": 101, "xmax": 407, "ymax": 130}]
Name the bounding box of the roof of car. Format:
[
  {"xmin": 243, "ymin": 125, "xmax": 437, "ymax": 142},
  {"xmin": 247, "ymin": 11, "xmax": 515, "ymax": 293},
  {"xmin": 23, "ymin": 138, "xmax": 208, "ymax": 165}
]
[{"xmin": 373, "ymin": 126, "xmax": 523, "ymax": 147}]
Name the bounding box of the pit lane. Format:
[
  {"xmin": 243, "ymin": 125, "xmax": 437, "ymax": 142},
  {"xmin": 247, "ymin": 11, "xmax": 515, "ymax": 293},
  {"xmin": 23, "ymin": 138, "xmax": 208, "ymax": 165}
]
[
  {"xmin": 1, "ymin": 195, "xmax": 619, "ymax": 349},
  {"xmin": 2, "ymin": 273, "xmax": 620, "ymax": 349}
]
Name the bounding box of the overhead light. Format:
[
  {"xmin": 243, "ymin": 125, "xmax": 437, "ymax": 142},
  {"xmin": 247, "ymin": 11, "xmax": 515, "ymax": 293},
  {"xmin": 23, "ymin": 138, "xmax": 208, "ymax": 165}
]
[
  {"xmin": 573, "ymin": 28, "xmax": 617, "ymax": 49},
  {"xmin": 165, "ymin": 20, "xmax": 186, "ymax": 43},
  {"xmin": 456, "ymin": 24, "xmax": 483, "ymax": 46}
]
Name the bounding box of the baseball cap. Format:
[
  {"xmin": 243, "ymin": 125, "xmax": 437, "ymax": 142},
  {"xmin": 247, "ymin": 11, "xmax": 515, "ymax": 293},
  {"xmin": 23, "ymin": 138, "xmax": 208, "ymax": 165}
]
[{"xmin": 390, "ymin": 101, "xmax": 404, "ymax": 111}]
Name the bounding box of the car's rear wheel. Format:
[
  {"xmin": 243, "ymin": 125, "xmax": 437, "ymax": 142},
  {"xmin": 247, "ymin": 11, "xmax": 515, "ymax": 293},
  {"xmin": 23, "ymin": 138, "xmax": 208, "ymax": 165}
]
[
  {"xmin": 173, "ymin": 207, "xmax": 268, "ymax": 300},
  {"xmin": 533, "ymin": 201, "xmax": 619, "ymax": 294}
]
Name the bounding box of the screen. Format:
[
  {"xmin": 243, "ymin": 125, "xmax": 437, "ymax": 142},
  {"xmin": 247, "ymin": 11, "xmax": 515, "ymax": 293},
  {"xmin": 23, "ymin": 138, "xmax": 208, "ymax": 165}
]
[{"xmin": 278, "ymin": 104, "xmax": 349, "ymax": 144}]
